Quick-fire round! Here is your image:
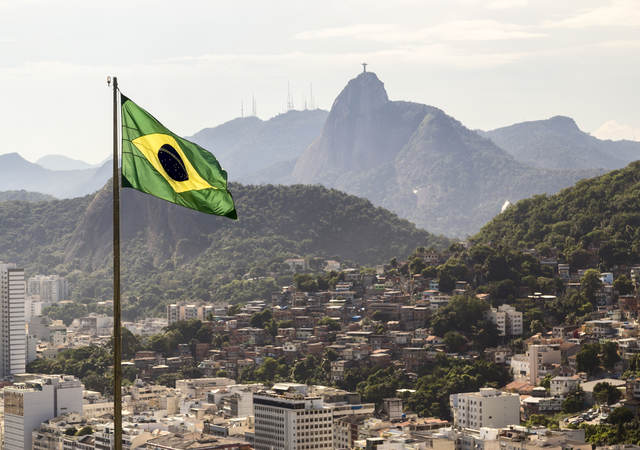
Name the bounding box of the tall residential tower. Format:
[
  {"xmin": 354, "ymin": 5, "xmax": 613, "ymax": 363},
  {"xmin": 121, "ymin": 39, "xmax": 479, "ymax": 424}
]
[{"xmin": 0, "ymin": 262, "xmax": 25, "ymax": 379}]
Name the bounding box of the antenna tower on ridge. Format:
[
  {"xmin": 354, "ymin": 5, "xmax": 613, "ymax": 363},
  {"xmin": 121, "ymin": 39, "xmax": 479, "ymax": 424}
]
[
  {"xmin": 362, "ymin": 62, "xmax": 368, "ymax": 73},
  {"xmin": 241, "ymin": 100, "xmax": 244, "ymax": 118},
  {"xmin": 287, "ymin": 81, "xmax": 294, "ymax": 111},
  {"xmin": 252, "ymin": 94, "xmax": 256, "ymax": 116}
]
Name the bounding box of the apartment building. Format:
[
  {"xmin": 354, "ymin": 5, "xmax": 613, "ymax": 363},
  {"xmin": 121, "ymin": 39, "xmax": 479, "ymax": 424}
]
[
  {"xmin": 0, "ymin": 262, "xmax": 26, "ymax": 378},
  {"xmin": 3, "ymin": 375, "xmax": 83, "ymax": 450},
  {"xmin": 254, "ymin": 383, "xmax": 333, "ymax": 450},
  {"xmin": 27, "ymin": 274, "xmax": 68, "ymax": 303},
  {"xmin": 450, "ymin": 388, "xmax": 520, "ymax": 429},
  {"xmin": 485, "ymin": 304, "xmax": 523, "ymax": 337}
]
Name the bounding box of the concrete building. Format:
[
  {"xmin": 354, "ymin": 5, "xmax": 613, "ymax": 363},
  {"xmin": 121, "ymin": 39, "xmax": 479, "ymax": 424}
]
[
  {"xmin": 167, "ymin": 303, "xmax": 211, "ymax": 325},
  {"xmin": 383, "ymin": 398, "xmax": 403, "ymax": 421},
  {"xmin": 550, "ymin": 376, "xmax": 581, "ymax": 398},
  {"xmin": 485, "ymin": 305, "xmax": 523, "ymax": 337},
  {"xmin": 254, "ymin": 383, "xmax": 334, "ymax": 450},
  {"xmin": 429, "ymin": 426, "xmax": 589, "ymax": 450},
  {"xmin": 145, "ymin": 432, "xmax": 251, "ymax": 450},
  {"xmin": 511, "ymin": 344, "xmax": 563, "ymax": 385},
  {"xmin": 26, "ymin": 274, "xmax": 68, "ymax": 303},
  {"xmin": 527, "ymin": 344, "xmax": 561, "ymax": 385},
  {"xmin": 167, "ymin": 303, "xmax": 179, "ymax": 325},
  {"xmin": 3, "ymin": 374, "xmax": 83, "ymax": 450},
  {"xmin": 175, "ymin": 377, "xmax": 235, "ymax": 399},
  {"xmin": 450, "ymin": 388, "xmax": 520, "ymax": 429},
  {"xmin": 24, "ymin": 296, "xmax": 45, "ymax": 322},
  {"xmin": 208, "ymin": 384, "xmax": 265, "ymax": 418},
  {"xmin": 0, "ymin": 262, "xmax": 26, "ymax": 379}
]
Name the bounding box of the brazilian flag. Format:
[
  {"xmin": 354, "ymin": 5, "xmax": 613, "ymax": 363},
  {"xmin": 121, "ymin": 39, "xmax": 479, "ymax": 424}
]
[{"xmin": 121, "ymin": 94, "xmax": 237, "ymax": 219}]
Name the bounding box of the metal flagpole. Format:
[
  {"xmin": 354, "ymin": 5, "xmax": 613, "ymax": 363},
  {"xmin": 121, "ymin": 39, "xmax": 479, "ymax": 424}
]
[{"xmin": 110, "ymin": 75, "xmax": 123, "ymax": 450}]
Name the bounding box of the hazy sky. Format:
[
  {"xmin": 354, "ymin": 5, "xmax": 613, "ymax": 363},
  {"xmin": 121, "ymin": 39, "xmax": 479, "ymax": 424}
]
[{"xmin": 1, "ymin": 0, "xmax": 639, "ymax": 164}]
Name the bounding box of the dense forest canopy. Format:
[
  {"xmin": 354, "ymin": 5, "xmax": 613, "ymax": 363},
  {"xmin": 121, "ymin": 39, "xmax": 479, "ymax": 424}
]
[{"xmin": 475, "ymin": 161, "xmax": 640, "ymax": 269}]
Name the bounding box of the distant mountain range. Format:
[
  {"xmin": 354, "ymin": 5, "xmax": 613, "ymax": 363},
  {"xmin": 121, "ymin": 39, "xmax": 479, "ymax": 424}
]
[
  {"xmin": 0, "ymin": 190, "xmax": 55, "ymax": 202},
  {"xmin": 481, "ymin": 116, "xmax": 640, "ymax": 170},
  {"xmin": 188, "ymin": 109, "xmax": 328, "ymax": 184},
  {"xmin": 0, "ymin": 153, "xmax": 112, "ymax": 198},
  {"xmin": 5, "ymin": 71, "xmax": 640, "ymax": 236},
  {"xmin": 36, "ymin": 154, "xmax": 101, "ymax": 171},
  {"xmin": 0, "ymin": 109, "xmax": 328, "ymax": 199}
]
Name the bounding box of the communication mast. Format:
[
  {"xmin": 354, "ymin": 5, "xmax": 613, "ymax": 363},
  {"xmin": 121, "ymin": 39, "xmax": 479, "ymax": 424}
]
[{"xmin": 287, "ymin": 81, "xmax": 294, "ymax": 111}]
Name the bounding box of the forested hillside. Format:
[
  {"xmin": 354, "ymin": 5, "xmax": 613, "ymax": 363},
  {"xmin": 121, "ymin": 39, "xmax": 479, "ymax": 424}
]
[
  {"xmin": 475, "ymin": 161, "xmax": 640, "ymax": 269},
  {"xmin": 0, "ymin": 182, "xmax": 448, "ymax": 318}
]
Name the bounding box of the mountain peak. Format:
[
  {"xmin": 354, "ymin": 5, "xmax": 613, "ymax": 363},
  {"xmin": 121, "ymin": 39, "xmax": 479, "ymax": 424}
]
[
  {"xmin": 547, "ymin": 115, "xmax": 579, "ymax": 132},
  {"xmin": 36, "ymin": 154, "xmax": 94, "ymax": 171},
  {"xmin": 1, "ymin": 152, "xmax": 27, "ymax": 161},
  {"xmin": 0, "ymin": 152, "xmax": 36, "ymax": 169},
  {"xmin": 330, "ymin": 71, "xmax": 389, "ymax": 115}
]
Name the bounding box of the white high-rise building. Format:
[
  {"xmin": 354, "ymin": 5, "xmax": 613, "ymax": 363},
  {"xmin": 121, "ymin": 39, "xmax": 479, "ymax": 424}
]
[
  {"xmin": 485, "ymin": 304, "xmax": 523, "ymax": 337},
  {"xmin": 450, "ymin": 388, "xmax": 520, "ymax": 429},
  {"xmin": 0, "ymin": 263, "xmax": 26, "ymax": 378},
  {"xmin": 254, "ymin": 384, "xmax": 334, "ymax": 450},
  {"xmin": 26, "ymin": 274, "xmax": 68, "ymax": 303},
  {"xmin": 3, "ymin": 374, "xmax": 83, "ymax": 450}
]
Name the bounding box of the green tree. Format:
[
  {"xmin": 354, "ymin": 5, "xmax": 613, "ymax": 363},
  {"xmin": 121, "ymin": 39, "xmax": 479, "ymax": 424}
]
[
  {"xmin": 443, "ymin": 331, "xmax": 466, "ymax": 353},
  {"xmin": 409, "ymin": 257, "xmax": 426, "ymax": 275},
  {"xmin": 250, "ymin": 309, "xmax": 273, "ymax": 329},
  {"xmin": 562, "ymin": 388, "xmax": 585, "ymax": 413},
  {"xmin": 593, "ymin": 382, "xmax": 622, "ymax": 405},
  {"xmin": 614, "ymin": 275, "xmax": 634, "ymax": 295},
  {"xmin": 438, "ymin": 270, "xmax": 455, "ymax": 293},
  {"xmin": 324, "ymin": 348, "xmax": 339, "ymax": 362},
  {"xmin": 120, "ymin": 327, "xmax": 140, "ymax": 359},
  {"xmin": 607, "ymin": 407, "xmax": 634, "ymax": 425},
  {"xmin": 294, "ymin": 274, "xmax": 319, "ymax": 292},
  {"xmin": 529, "ymin": 319, "xmax": 545, "ymax": 335},
  {"xmin": 581, "ymin": 269, "xmax": 603, "ymax": 305},
  {"xmin": 601, "ymin": 342, "xmax": 620, "ymax": 370},
  {"xmin": 318, "ymin": 316, "xmax": 341, "ymax": 331},
  {"xmin": 577, "ymin": 343, "xmax": 601, "ymax": 375},
  {"xmin": 156, "ymin": 373, "xmax": 178, "ymax": 388}
]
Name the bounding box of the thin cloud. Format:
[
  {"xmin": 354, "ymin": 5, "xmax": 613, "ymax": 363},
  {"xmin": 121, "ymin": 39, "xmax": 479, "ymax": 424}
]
[
  {"xmin": 596, "ymin": 39, "xmax": 640, "ymax": 49},
  {"xmin": 428, "ymin": 20, "xmax": 544, "ymax": 41},
  {"xmin": 166, "ymin": 45, "xmax": 525, "ymax": 70},
  {"xmin": 295, "ymin": 24, "xmax": 396, "ymax": 40},
  {"xmin": 485, "ymin": 0, "xmax": 528, "ymax": 9},
  {"xmin": 546, "ymin": 0, "xmax": 640, "ymax": 28},
  {"xmin": 593, "ymin": 120, "xmax": 640, "ymax": 141},
  {"xmin": 295, "ymin": 20, "xmax": 545, "ymax": 44}
]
